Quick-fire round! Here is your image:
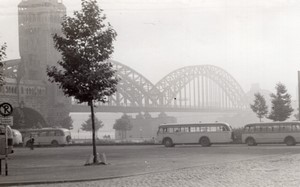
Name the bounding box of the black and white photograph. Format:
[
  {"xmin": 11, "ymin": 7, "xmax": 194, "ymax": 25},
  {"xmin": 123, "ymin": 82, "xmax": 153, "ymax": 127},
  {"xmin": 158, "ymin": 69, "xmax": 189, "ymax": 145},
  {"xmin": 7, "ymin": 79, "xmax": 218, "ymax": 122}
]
[{"xmin": 1, "ymin": 0, "xmax": 300, "ymax": 186}]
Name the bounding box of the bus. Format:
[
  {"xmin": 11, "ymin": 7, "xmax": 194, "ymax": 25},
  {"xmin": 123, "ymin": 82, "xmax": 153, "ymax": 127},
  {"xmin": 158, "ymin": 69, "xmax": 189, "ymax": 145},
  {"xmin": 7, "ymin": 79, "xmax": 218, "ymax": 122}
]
[
  {"xmin": 242, "ymin": 121, "xmax": 300, "ymax": 146},
  {"xmin": 157, "ymin": 122, "xmax": 233, "ymax": 147},
  {"xmin": 22, "ymin": 128, "xmax": 72, "ymax": 147}
]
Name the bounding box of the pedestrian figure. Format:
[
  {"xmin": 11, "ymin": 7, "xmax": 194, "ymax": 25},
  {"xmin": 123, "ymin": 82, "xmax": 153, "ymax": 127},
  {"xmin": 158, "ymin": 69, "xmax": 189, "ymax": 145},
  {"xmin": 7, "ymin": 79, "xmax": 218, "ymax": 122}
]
[{"xmin": 29, "ymin": 135, "xmax": 35, "ymax": 150}]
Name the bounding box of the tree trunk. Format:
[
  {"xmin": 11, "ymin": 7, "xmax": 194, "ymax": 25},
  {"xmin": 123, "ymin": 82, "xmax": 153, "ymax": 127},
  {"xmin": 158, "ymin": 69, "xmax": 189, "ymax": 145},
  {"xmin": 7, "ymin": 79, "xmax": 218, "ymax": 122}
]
[{"xmin": 89, "ymin": 100, "xmax": 98, "ymax": 163}]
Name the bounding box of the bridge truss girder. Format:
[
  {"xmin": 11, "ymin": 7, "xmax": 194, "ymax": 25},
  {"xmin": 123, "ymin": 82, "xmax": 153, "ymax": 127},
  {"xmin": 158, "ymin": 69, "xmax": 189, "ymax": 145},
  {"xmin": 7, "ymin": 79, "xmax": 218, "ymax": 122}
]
[{"xmin": 155, "ymin": 65, "xmax": 247, "ymax": 110}]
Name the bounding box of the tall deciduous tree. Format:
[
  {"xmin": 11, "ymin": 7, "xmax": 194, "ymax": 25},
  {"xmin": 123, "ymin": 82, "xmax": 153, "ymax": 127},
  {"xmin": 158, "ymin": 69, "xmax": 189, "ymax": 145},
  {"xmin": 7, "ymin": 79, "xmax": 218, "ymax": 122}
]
[
  {"xmin": 81, "ymin": 115, "xmax": 103, "ymax": 139},
  {"xmin": 113, "ymin": 114, "xmax": 132, "ymax": 140},
  {"xmin": 47, "ymin": 0, "xmax": 119, "ymax": 164},
  {"xmin": 250, "ymin": 92, "xmax": 268, "ymax": 122},
  {"xmin": 268, "ymin": 83, "xmax": 293, "ymax": 121},
  {"xmin": 0, "ymin": 43, "xmax": 7, "ymax": 86}
]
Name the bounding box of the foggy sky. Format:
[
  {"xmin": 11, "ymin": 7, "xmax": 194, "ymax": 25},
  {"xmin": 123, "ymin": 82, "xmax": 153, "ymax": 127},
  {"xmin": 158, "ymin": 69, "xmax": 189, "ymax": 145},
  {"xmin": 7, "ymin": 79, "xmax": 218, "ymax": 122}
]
[{"xmin": 1, "ymin": 0, "xmax": 300, "ymax": 98}]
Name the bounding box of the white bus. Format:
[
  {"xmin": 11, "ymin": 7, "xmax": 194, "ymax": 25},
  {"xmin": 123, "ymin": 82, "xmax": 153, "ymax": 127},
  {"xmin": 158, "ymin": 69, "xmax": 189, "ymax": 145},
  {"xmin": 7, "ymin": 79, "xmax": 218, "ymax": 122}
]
[
  {"xmin": 242, "ymin": 121, "xmax": 300, "ymax": 146},
  {"xmin": 157, "ymin": 122, "xmax": 233, "ymax": 147},
  {"xmin": 22, "ymin": 128, "xmax": 72, "ymax": 147}
]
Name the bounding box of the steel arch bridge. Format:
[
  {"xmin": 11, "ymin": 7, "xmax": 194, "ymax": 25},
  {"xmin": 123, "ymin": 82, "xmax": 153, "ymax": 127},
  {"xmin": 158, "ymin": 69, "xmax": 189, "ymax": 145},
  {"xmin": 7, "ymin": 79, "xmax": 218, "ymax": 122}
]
[{"xmin": 71, "ymin": 60, "xmax": 247, "ymax": 113}]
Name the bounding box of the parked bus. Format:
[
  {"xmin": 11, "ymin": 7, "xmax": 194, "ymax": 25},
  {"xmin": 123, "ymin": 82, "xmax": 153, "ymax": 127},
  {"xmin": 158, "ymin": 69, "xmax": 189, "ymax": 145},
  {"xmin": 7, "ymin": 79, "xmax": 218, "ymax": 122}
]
[
  {"xmin": 21, "ymin": 128, "xmax": 72, "ymax": 147},
  {"xmin": 242, "ymin": 121, "xmax": 300, "ymax": 146},
  {"xmin": 157, "ymin": 122, "xmax": 233, "ymax": 147}
]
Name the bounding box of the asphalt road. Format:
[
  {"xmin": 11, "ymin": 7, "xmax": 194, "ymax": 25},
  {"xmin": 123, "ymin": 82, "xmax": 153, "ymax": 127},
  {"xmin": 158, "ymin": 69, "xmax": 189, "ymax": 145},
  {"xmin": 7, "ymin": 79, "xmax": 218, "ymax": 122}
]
[{"xmin": 1, "ymin": 144, "xmax": 300, "ymax": 186}]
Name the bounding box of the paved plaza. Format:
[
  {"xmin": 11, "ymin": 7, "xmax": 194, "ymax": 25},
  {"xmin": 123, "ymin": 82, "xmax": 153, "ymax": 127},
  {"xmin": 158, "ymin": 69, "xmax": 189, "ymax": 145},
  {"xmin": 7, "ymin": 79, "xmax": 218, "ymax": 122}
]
[
  {"xmin": 27, "ymin": 153, "xmax": 300, "ymax": 187},
  {"xmin": 1, "ymin": 145, "xmax": 300, "ymax": 186}
]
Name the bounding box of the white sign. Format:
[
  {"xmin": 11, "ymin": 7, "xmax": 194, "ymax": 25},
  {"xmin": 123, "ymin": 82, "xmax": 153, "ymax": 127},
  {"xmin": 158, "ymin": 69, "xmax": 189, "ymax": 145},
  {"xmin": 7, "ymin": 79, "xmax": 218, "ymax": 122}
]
[{"xmin": 0, "ymin": 116, "xmax": 13, "ymax": 126}]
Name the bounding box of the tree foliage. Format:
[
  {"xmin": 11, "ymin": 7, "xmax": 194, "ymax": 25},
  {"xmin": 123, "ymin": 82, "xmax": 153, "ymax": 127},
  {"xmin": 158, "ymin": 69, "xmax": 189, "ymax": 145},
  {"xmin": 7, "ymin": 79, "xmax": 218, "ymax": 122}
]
[
  {"xmin": 81, "ymin": 114, "xmax": 103, "ymax": 132},
  {"xmin": 0, "ymin": 42, "xmax": 7, "ymax": 86},
  {"xmin": 47, "ymin": 0, "xmax": 119, "ymax": 103},
  {"xmin": 113, "ymin": 114, "xmax": 132, "ymax": 139},
  {"xmin": 57, "ymin": 116, "xmax": 74, "ymax": 130},
  {"xmin": 113, "ymin": 114, "xmax": 132, "ymax": 131},
  {"xmin": 268, "ymin": 83, "xmax": 293, "ymax": 121},
  {"xmin": 250, "ymin": 92, "xmax": 268, "ymax": 122},
  {"xmin": 47, "ymin": 0, "xmax": 118, "ymax": 164}
]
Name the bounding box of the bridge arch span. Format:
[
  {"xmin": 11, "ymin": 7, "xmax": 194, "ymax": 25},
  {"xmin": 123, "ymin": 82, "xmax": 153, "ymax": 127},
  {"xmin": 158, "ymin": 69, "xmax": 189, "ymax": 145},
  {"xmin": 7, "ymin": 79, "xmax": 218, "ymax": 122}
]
[
  {"xmin": 104, "ymin": 60, "xmax": 160, "ymax": 107},
  {"xmin": 155, "ymin": 65, "xmax": 247, "ymax": 109}
]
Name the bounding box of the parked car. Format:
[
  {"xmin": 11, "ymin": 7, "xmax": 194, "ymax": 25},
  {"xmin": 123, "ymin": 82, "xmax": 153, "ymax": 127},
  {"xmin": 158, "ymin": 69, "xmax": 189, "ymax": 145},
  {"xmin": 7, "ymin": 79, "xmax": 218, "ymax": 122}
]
[{"xmin": 12, "ymin": 129, "xmax": 23, "ymax": 145}]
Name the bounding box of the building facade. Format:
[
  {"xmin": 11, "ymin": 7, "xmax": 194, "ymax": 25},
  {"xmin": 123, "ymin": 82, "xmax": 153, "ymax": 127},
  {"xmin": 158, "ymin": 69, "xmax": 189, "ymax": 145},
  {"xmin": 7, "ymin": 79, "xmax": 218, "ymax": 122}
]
[{"xmin": 0, "ymin": 0, "xmax": 71, "ymax": 128}]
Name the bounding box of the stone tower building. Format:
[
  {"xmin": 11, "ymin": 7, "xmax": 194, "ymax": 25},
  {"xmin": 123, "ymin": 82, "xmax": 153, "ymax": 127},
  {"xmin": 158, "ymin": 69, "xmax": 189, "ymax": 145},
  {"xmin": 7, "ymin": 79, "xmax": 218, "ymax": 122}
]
[{"xmin": 15, "ymin": 0, "xmax": 71, "ymax": 127}]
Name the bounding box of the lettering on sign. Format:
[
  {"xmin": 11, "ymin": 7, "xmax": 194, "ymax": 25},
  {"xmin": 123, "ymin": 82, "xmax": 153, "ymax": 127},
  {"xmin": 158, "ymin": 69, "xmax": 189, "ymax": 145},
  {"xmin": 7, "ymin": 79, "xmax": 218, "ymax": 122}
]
[{"xmin": 0, "ymin": 116, "xmax": 13, "ymax": 126}]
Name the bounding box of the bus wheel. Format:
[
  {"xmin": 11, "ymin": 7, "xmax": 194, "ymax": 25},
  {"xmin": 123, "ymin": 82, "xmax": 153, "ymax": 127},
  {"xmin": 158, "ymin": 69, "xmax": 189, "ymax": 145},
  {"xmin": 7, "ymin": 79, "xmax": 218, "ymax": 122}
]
[
  {"xmin": 246, "ymin": 137, "xmax": 256, "ymax": 146},
  {"xmin": 200, "ymin": 137, "xmax": 211, "ymax": 147},
  {"xmin": 163, "ymin": 138, "xmax": 173, "ymax": 147},
  {"xmin": 51, "ymin": 140, "xmax": 59, "ymax": 146},
  {"xmin": 285, "ymin": 137, "xmax": 295, "ymax": 146}
]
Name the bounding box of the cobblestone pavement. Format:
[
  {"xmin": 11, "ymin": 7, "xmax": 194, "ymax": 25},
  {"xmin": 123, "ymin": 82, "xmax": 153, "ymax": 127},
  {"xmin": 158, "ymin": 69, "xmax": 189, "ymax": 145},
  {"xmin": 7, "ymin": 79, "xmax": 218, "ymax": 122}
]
[{"xmin": 25, "ymin": 153, "xmax": 300, "ymax": 187}]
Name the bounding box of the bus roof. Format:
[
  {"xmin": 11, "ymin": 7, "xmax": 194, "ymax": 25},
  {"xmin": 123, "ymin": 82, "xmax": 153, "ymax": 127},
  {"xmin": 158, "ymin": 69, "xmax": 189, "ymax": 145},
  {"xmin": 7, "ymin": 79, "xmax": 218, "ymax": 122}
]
[
  {"xmin": 19, "ymin": 128, "xmax": 70, "ymax": 132},
  {"xmin": 159, "ymin": 122, "xmax": 230, "ymax": 128},
  {"xmin": 245, "ymin": 121, "xmax": 300, "ymax": 127}
]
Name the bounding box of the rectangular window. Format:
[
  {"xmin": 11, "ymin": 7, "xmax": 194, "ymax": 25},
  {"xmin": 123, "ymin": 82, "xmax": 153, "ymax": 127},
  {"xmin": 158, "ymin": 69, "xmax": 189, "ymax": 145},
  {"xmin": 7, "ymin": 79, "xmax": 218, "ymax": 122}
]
[
  {"xmin": 167, "ymin": 128, "xmax": 174, "ymax": 133},
  {"xmin": 184, "ymin": 127, "xmax": 189, "ymax": 132},
  {"xmin": 48, "ymin": 131, "xmax": 55, "ymax": 136},
  {"xmin": 210, "ymin": 127, "xmax": 217, "ymax": 132},
  {"xmin": 174, "ymin": 127, "xmax": 180, "ymax": 133},
  {"xmin": 200, "ymin": 127, "xmax": 207, "ymax": 132},
  {"xmin": 39, "ymin": 131, "xmax": 47, "ymax": 137}
]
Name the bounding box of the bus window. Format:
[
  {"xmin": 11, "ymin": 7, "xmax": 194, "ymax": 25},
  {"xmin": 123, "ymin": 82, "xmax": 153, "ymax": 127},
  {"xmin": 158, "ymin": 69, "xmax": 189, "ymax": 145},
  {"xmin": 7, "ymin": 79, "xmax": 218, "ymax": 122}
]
[
  {"xmin": 292, "ymin": 125, "xmax": 300, "ymax": 131},
  {"xmin": 285, "ymin": 125, "xmax": 292, "ymax": 132},
  {"xmin": 210, "ymin": 126, "xmax": 217, "ymax": 132},
  {"xmin": 249, "ymin": 126, "xmax": 255, "ymax": 132},
  {"xmin": 174, "ymin": 127, "xmax": 180, "ymax": 132},
  {"xmin": 190, "ymin": 127, "xmax": 195, "ymax": 132},
  {"xmin": 48, "ymin": 131, "xmax": 55, "ymax": 136},
  {"xmin": 159, "ymin": 128, "xmax": 163, "ymax": 133},
  {"xmin": 266, "ymin": 126, "xmax": 272, "ymax": 132},
  {"xmin": 39, "ymin": 131, "xmax": 47, "ymax": 137},
  {"xmin": 55, "ymin": 130, "xmax": 63, "ymax": 136},
  {"xmin": 163, "ymin": 128, "xmax": 167, "ymax": 133},
  {"xmin": 167, "ymin": 128, "xmax": 174, "ymax": 133},
  {"xmin": 200, "ymin": 127, "xmax": 205, "ymax": 132}
]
